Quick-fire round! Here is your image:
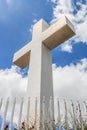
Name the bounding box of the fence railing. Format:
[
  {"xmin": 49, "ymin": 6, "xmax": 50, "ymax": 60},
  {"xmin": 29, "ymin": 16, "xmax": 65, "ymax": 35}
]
[{"xmin": 0, "ymin": 97, "xmax": 87, "ymax": 130}]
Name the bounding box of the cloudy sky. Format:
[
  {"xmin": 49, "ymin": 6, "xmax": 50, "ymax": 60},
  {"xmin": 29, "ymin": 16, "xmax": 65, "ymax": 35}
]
[{"xmin": 0, "ymin": 0, "xmax": 87, "ymax": 101}]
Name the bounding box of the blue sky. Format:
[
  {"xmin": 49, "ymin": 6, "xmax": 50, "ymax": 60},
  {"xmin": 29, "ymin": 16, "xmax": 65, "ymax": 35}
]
[
  {"xmin": 0, "ymin": 0, "xmax": 87, "ymax": 126},
  {"xmin": 0, "ymin": 0, "xmax": 87, "ymax": 99},
  {"xmin": 0, "ymin": 0, "xmax": 53, "ymax": 69},
  {"xmin": 0, "ymin": 0, "xmax": 87, "ymax": 69}
]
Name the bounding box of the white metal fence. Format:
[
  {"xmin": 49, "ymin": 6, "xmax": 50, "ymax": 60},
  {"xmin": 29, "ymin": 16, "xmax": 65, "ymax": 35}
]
[{"xmin": 0, "ymin": 97, "xmax": 87, "ymax": 130}]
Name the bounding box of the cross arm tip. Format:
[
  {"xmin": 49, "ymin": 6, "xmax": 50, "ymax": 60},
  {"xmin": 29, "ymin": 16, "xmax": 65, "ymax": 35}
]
[
  {"xmin": 13, "ymin": 51, "xmax": 30, "ymax": 69},
  {"xmin": 13, "ymin": 42, "xmax": 32, "ymax": 69},
  {"xmin": 42, "ymin": 16, "xmax": 76, "ymax": 50}
]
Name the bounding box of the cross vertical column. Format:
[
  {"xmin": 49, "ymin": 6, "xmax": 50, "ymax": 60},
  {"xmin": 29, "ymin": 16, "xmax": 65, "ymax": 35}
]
[{"xmin": 27, "ymin": 19, "xmax": 54, "ymax": 124}]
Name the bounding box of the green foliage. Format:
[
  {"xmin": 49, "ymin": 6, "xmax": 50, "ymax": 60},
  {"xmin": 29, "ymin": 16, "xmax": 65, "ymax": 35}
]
[
  {"xmin": 77, "ymin": 126, "xmax": 87, "ymax": 130},
  {"xmin": 84, "ymin": 126, "xmax": 87, "ymax": 130}
]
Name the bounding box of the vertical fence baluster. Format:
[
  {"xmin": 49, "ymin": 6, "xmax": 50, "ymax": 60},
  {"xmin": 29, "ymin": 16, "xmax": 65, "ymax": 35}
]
[
  {"xmin": 71, "ymin": 100, "xmax": 77, "ymax": 130},
  {"xmin": 64, "ymin": 99, "xmax": 69, "ymax": 130},
  {"xmin": 0, "ymin": 98, "xmax": 3, "ymax": 111},
  {"xmin": 1, "ymin": 97, "xmax": 9, "ymax": 130},
  {"xmin": 83, "ymin": 101, "xmax": 87, "ymax": 127},
  {"xmin": 83, "ymin": 101, "xmax": 87, "ymax": 115},
  {"xmin": 77, "ymin": 101, "xmax": 84, "ymax": 130},
  {"xmin": 9, "ymin": 97, "xmax": 16, "ymax": 130},
  {"xmin": 34, "ymin": 97, "xmax": 37, "ymax": 130},
  {"xmin": 49, "ymin": 96, "xmax": 55, "ymax": 130},
  {"xmin": 42, "ymin": 96, "xmax": 45, "ymax": 130},
  {"xmin": 75, "ymin": 102, "xmax": 79, "ymax": 127},
  {"xmin": 1, "ymin": 97, "xmax": 87, "ymax": 130},
  {"xmin": 18, "ymin": 97, "xmax": 24, "ymax": 130},
  {"xmin": 57, "ymin": 98, "xmax": 61, "ymax": 130},
  {"xmin": 26, "ymin": 97, "xmax": 30, "ymax": 130}
]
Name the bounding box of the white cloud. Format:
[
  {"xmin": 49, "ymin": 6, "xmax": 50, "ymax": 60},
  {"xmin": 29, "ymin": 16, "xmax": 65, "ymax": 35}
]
[
  {"xmin": 0, "ymin": 58, "xmax": 87, "ymax": 100},
  {"xmin": 61, "ymin": 42, "xmax": 72, "ymax": 53},
  {"xmin": 0, "ymin": 66, "xmax": 27, "ymax": 98},
  {"xmin": 0, "ymin": 59, "xmax": 87, "ymax": 123},
  {"xmin": 76, "ymin": 21, "xmax": 87, "ymax": 43},
  {"xmin": 29, "ymin": 19, "xmax": 38, "ymax": 34},
  {"xmin": 29, "ymin": 25, "xmax": 33, "ymax": 34},
  {"xmin": 33, "ymin": 19, "xmax": 38, "ymax": 23},
  {"xmin": 0, "ymin": 66, "xmax": 28, "ymax": 122},
  {"xmin": 53, "ymin": 58, "xmax": 87, "ymax": 100},
  {"xmin": 50, "ymin": 0, "xmax": 87, "ymax": 52}
]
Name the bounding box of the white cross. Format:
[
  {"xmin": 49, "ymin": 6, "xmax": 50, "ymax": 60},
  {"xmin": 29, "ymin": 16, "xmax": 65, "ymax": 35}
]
[{"xmin": 13, "ymin": 16, "xmax": 75, "ymax": 124}]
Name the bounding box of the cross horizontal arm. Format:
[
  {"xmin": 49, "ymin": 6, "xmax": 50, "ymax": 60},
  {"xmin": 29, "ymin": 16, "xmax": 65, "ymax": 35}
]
[
  {"xmin": 42, "ymin": 16, "xmax": 76, "ymax": 50},
  {"xmin": 13, "ymin": 42, "xmax": 32, "ymax": 68}
]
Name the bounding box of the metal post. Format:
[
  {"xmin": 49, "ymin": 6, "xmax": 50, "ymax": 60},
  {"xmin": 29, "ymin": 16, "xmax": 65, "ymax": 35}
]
[
  {"xmin": 26, "ymin": 97, "xmax": 30, "ymax": 130},
  {"xmin": 77, "ymin": 101, "xmax": 84, "ymax": 130},
  {"xmin": 57, "ymin": 98, "xmax": 61, "ymax": 130},
  {"xmin": 64, "ymin": 99, "xmax": 69, "ymax": 130},
  {"xmin": 0, "ymin": 98, "xmax": 3, "ymax": 111},
  {"xmin": 71, "ymin": 100, "xmax": 77, "ymax": 130},
  {"xmin": 34, "ymin": 97, "xmax": 37, "ymax": 130},
  {"xmin": 9, "ymin": 98, "xmax": 16, "ymax": 130},
  {"xmin": 83, "ymin": 101, "xmax": 87, "ymax": 115},
  {"xmin": 18, "ymin": 97, "xmax": 24, "ymax": 130},
  {"xmin": 42, "ymin": 96, "xmax": 46, "ymax": 130},
  {"xmin": 1, "ymin": 97, "xmax": 9, "ymax": 130},
  {"xmin": 49, "ymin": 96, "xmax": 55, "ymax": 130}
]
